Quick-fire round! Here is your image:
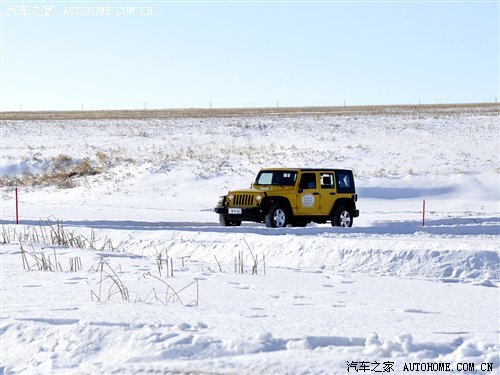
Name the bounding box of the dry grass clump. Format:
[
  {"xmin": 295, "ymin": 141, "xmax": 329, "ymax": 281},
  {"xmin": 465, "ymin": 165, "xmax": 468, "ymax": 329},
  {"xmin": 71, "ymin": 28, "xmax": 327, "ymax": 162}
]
[
  {"xmin": 91, "ymin": 257, "xmax": 130, "ymax": 303},
  {"xmin": 1, "ymin": 153, "xmax": 102, "ymax": 188},
  {"xmin": 40, "ymin": 155, "xmax": 101, "ymax": 188},
  {"xmin": 1, "ymin": 220, "xmax": 116, "ymax": 252},
  {"xmin": 5, "ymin": 220, "xmax": 200, "ymax": 306},
  {"xmin": 96, "ymin": 149, "xmax": 134, "ymax": 166},
  {"xmin": 19, "ymin": 242, "xmax": 83, "ymax": 272},
  {"xmin": 1, "ymin": 148, "xmax": 135, "ymax": 188}
]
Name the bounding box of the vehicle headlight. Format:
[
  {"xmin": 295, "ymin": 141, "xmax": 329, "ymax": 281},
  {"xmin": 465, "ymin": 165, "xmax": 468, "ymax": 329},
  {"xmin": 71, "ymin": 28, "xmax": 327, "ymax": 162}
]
[
  {"xmin": 218, "ymin": 196, "xmax": 224, "ymax": 204},
  {"xmin": 228, "ymin": 194, "xmax": 234, "ymax": 201},
  {"xmin": 256, "ymin": 194, "xmax": 262, "ymax": 202}
]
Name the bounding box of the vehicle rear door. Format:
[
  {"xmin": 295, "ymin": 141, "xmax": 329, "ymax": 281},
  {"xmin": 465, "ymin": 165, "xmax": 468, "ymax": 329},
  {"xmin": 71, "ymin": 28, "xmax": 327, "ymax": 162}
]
[{"xmin": 319, "ymin": 172, "xmax": 336, "ymax": 215}]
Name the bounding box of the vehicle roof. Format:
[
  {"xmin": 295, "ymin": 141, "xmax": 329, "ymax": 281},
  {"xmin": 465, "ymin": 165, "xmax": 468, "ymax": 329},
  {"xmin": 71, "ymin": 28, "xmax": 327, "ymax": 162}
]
[{"xmin": 259, "ymin": 168, "xmax": 353, "ymax": 173}]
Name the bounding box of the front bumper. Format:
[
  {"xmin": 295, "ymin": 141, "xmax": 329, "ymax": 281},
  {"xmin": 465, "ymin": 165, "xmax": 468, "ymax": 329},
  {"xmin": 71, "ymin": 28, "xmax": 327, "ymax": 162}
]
[{"xmin": 214, "ymin": 205, "xmax": 263, "ymax": 221}]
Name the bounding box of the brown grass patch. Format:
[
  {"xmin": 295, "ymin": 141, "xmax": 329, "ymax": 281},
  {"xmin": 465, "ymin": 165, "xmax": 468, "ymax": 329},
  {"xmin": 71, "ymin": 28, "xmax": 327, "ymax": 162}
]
[
  {"xmin": 0, "ymin": 155, "xmax": 102, "ymax": 188},
  {"xmin": 0, "ymin": 103, "xmax": 498, "ymax": 121}
]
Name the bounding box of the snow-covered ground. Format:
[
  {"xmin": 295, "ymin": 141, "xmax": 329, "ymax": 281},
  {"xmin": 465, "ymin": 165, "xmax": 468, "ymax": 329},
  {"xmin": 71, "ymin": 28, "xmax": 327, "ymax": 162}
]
[{"xmin": 1, "ymin": 104, "xmax": 499, "ymax": 374}]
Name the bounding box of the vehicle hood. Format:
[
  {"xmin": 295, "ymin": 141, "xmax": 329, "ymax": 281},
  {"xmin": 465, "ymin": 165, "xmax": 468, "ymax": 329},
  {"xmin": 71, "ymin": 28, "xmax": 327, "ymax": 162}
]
[{"xmin": 228, "ymin": 186, "xmax": 295, "ymax": 194}]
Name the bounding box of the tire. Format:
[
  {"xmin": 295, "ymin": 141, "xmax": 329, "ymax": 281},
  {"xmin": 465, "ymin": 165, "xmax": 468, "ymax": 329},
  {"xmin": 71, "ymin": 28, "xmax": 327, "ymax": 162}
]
[
  {"xmin": 264, "ymin": 203, "xmax": 289, "ymax": 228},
  {"xmin": 332, "ymin": 206, "xmax": 353, "ymax": 227},
  {"xmin": 219, "ymin": 214, "xmax": 241, "ymax": 227}
]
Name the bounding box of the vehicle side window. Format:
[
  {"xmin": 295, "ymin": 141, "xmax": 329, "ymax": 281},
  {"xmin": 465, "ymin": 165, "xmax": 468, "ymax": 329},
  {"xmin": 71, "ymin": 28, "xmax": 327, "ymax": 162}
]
[
  {"xmin": 320, "ymin": 173, "xmax": 335, "ymax": 189},
  {"xmin": 336, "ymin": 172, "xmax": 353, "ymax": 193},
  {"xmin": 299, "ymin": 173, "xmax": 317, "ymax": 190}
]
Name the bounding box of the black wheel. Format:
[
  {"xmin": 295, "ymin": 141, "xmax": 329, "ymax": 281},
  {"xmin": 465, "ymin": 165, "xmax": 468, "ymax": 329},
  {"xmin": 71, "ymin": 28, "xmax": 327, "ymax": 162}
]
[
  {"xmin": 332, "ymin": 206, "xmax": 353, "ymax": 227},
  {"xmin": 264, "ymin": 203, "xmax": 289, "ymax": 228},
  {"xmin": 219, "ymin": 214, "xmax": 241, "ymax": 227}
]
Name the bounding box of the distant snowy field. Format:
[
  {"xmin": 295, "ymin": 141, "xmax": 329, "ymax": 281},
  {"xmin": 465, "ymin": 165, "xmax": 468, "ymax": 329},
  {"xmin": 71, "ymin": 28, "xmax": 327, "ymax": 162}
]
[{"xmin": 1, "ymin": 105, "xmax": 499, "ymax": 374}]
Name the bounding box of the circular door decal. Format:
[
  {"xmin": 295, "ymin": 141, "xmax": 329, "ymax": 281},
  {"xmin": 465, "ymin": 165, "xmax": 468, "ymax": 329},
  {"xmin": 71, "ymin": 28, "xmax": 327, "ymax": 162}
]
[{"xmin": 301, "ymin": 193, "xmax": 315, "ymax": 207}]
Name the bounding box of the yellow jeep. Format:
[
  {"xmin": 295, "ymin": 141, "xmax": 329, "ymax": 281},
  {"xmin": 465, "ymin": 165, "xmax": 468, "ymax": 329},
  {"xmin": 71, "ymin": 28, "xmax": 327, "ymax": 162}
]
[{"xmin": 215, "ymin": 168, "xmax": 359, "ymax": 228}]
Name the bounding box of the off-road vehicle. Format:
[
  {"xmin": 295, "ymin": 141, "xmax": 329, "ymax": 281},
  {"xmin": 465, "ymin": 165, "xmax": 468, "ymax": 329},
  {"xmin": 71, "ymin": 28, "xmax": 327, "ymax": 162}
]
[{"xmin": 215, "ymin": 168, "xmax": 359, "ymax": 228}]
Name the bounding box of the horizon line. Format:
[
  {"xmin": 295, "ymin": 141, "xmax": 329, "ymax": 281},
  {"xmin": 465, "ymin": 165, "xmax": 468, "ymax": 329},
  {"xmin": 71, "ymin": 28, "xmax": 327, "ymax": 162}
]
[{"xmin": 1, "ymin": 102, "xmax": 498, "ymax": 120}]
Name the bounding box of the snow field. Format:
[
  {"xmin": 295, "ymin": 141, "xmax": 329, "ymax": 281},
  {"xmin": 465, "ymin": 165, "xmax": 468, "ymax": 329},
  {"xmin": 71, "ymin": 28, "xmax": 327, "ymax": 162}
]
[
  {"xmin": 1, "ymin": 241, "xmax": 498, "ymax": 374},
  {"xmin": 1, "ymin": 104, "xmax": 499, "ymax": 373}
]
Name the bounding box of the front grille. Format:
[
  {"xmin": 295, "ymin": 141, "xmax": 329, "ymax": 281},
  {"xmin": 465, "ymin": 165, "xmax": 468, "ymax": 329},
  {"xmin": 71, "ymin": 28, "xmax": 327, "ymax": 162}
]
[{"xmin": 232, "ymin": 194, "xmax": 255, "ymax": 206}]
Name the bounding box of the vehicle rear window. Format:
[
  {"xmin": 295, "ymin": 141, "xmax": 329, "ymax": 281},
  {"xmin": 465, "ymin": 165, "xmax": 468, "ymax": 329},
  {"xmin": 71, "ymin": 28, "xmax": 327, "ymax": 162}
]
[{"xmin": 336, "ymin": 172, "xmax": 354, "ymax": 193}]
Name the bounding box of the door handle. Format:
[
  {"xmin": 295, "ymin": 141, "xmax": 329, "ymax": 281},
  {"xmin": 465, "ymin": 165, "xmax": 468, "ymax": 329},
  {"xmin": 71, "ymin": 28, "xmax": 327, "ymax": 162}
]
[
  {"xmin": 329, "ymin": 192, "xmax": 336, "ymax": 195},
  {"xmin": 313, "ymin": 192, "xmax": 319, "ymax": 195}
]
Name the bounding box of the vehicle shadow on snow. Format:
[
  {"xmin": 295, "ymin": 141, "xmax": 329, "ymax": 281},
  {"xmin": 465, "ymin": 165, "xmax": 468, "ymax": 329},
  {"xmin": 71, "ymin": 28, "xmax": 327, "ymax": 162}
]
[
  {"xmin": 357, "ymin": 186, "xmax": 456, "ymax": 199},
  {"xmin": 2, "ymin": 217, "xmax": 499, "ymax": 236}
]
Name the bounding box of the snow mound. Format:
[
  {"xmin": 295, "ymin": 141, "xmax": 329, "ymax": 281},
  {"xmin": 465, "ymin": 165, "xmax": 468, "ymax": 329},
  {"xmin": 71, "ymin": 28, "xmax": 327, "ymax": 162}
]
[{"xmin": 2, "ymin": 319, "xmax": 497, "ymax": 374}]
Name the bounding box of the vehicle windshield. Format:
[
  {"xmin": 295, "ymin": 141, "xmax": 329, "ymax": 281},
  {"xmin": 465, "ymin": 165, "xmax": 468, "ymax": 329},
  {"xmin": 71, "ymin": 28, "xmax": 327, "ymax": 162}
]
[{"xmin": 255, "ymin": 170, "xmax": 298, "ymax": 186}]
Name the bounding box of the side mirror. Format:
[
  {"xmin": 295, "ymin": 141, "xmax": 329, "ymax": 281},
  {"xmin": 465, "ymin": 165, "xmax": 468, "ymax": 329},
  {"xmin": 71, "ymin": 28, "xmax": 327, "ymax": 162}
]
[{"xmin": 250, "ymin": 183, "xmax": 254, "ymax": 188}]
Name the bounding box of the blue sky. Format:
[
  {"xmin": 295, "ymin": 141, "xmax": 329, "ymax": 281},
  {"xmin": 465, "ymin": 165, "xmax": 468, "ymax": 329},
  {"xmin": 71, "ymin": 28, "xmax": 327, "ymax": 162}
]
[{"xmin": 1, "ymin": 1, "xmax": 498, "ymax": 110}]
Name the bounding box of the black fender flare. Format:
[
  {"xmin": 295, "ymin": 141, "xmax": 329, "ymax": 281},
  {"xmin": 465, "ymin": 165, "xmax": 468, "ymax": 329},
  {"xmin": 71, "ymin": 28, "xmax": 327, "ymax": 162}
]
[
  {"xmin": 261, "ymin": 196, "xmax": 293, "ymax": 217},
  {"xmin": 330, "ymin": 198, "xmax": 356, "ymax": 217}
]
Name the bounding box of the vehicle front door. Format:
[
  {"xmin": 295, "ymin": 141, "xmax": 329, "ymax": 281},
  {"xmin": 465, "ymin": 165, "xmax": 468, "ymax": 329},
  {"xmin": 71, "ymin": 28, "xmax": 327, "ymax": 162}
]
[{"xmin": 296, "ymin": 172, "xmax": 320, "ymax": 215}]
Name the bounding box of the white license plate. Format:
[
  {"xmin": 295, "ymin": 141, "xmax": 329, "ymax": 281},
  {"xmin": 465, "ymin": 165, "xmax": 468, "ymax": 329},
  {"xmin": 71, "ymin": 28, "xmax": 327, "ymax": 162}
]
[{"xmin": 228, "ymin": 208, "xmax": 242, "ymax": 214}]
